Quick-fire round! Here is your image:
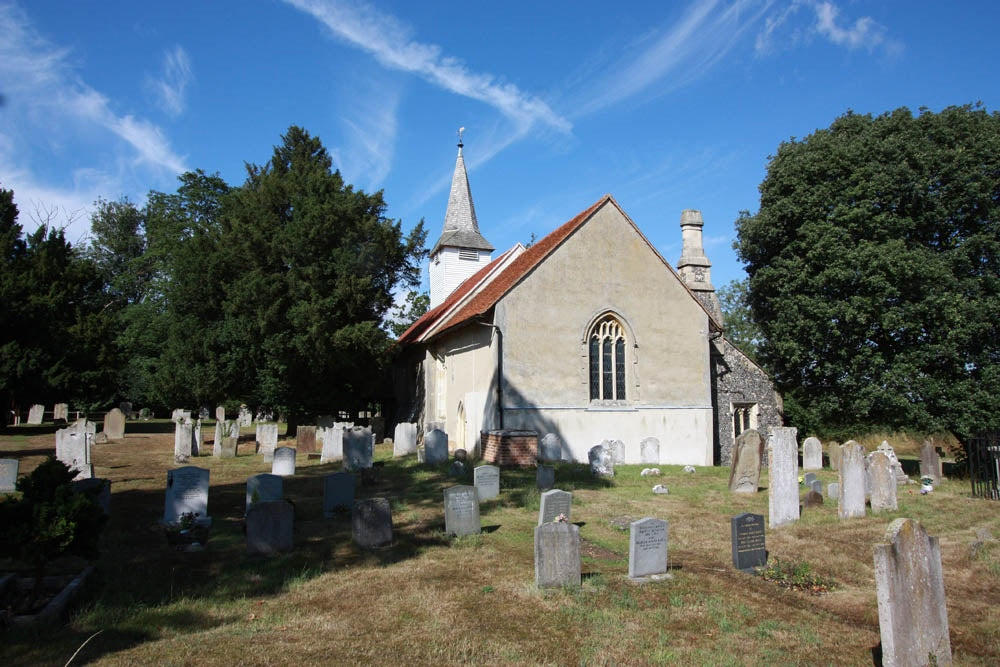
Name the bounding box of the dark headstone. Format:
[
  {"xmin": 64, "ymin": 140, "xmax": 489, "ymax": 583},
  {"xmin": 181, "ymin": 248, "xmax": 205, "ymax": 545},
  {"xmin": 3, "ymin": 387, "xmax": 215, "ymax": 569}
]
[
  {"xmin": 352, "ymin": 498, "xmax": 393, "ymax": 549},
  {"xmin": 323, "ymin": 472, "xmax": 356, "ymax": 518},
  {"xmin": 731, "ymin": 513, "xmax": 766, "ymax": 572},
  {"xmin": 803, "ymin": 490, "xmax": 824, "ymax": 508},
  {"xmin": 246, "ymin": 500, "xmax": 294, "ymax": 555},
  {"xmin": 536, "ymin": 465, "xmax": 555, "ymax": 490}
]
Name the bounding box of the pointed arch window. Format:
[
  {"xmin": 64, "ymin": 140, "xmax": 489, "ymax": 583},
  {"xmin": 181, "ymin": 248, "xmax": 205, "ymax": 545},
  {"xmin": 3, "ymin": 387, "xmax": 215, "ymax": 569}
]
[{"xmin": 589, "ymin": 316, "xmax": 627, "ymax": 401}]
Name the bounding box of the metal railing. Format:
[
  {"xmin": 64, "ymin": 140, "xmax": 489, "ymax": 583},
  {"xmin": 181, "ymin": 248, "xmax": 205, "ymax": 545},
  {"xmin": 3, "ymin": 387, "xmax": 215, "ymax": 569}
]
[{"xmin": 968, "ymin": 430, "xmax": 1000, "ymax": 500}]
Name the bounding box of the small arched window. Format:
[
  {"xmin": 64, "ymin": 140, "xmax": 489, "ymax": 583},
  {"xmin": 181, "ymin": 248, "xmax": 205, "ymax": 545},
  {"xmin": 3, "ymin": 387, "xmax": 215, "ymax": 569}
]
[{"xmin": 589, "ymin": 316, "xmax": 626, "ymax": 401}]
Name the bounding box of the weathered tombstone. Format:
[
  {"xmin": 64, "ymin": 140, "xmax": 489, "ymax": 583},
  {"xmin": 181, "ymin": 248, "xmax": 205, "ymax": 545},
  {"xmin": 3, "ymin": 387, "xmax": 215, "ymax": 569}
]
[
  {"xmin": 163, "ymin": 466, "xmax": 210, "ymax": 525},
  {"xmin": 589, "ymin": 443, "xmax": 614, "ymax": 477},
  {"xmin": 246, "ymin": 500, "xmax": 294, "ymax": 555},
  {"xmin": 323, "ymin": 472, "xmax": 356, "ymax": 518},
  {"xmin": 56, "ymin": 420, "xmax": 93, "ymax": 479},
  {"xmin": 802, "ymin": 436, "xmax": 823, "ymax": 470},
  {"xmin": 828, "ymin": 441, "xmax": 843, "ymax": 472},
  {"xmin": 810, "ymin": 479, "xmax": 822, "ymax": 494},
  {"xmin": 319, "ymin": 425, "xmax": 344, "ymax": 464},
  {"xmin": 272, "ymin": 447, "xmax": 296, "ymax": 476},
  {"xmin": 802, "ymin": 490, "xmax": 824, "ymax": 508},
  {"xmin": 213, "ymin": 420, "xmax": 224, "ymax": 457},
  {"xmin": 628, "ymin": 517, "xmax": 669, "ymax": 580},
  {"xmin": 296, "ymin": 425, "xmax": 317, "ymax": 454},
  {"xmin": 827, "ymin": 482, "xmax": 839, "ymax": 499},
  {"xmin": 425, "ymin": 429, "xmax": 448, "ymax": 465},
  {"xmin": 474, "ymin": 464, "xmax": 500, "ymax": 501},
  {"xmin": 53, "ymin": 403, "xmax": 69, "ymax": 421},
  {"xmin": 352, "ymin": 498, "xmax": 393, "ymax": 549},
  {"xmin": 919, "ymin": 440, "xmax": 942, "ymax": 485},
  {"xmin": 536, "ymin": 465, "xmax": 555, "ymax": 490},
  {"xmin": 246, "ymin": 473, "xmax": 283, "ymax": 513},
  {"xmin": 174, "ymin": 418, "xmax": 193, "ymax": 463},
  {"xmin": 868, "ymin": 451, "xmax": 898, "ymax": 514},
  {"xmin": 839, "ymin": 441, "xmax": 867, "ymax": 520},
  {"xmin": 640, "ymin": 437, "xmax": 660, "ymax": 464},
  {"xmin": 608, "ymin": 439, "xmax": 625, "ymax": 465},
  {"xmin": 393, "ymin": 422, "xmax": 418, "ymax": 457},
  {"xmin": 215, "ymin": 405, "xmax": 225, "ymax": 422},
  {"xmin": 534, "ymin": 522, "xmax": 581, "ymax": 588},
  {"xmin": 344, "ymin": 426, "xmax": 374, "ymax": 471},
  {"xmin": 876, "ymin": 440, "xmax": 910, "ymax": 485},
  {"xmin": 238, "ymin": 404, "xmax": 252, "ymax": 428},
  {"xmin": 539, "ymin": 433, "xmax": 562, "ymax": 462},
  {"xmin": 27, "ymin": 403, "xmax": 44, "ymax": 424},
  {"xmin": 448, "ymin": 460, "xmax": 465, "ymax": 477},
  {"xmin": 873, "ymin": 518, "xmax": 952, "ymax": 666},
  {"xmin": 768, "ymin": 427, "xmax": 800, "ymax": 528},
  {"xmin": 72, "ymin": 477, "xmax": 111, "ymax": 515},
  {"xmin": 731, "ymin": 513, "xmax": 766, "ymax": 572},
  {"xmin": 256, "ymin": 422, "xmax": 279, "ymax": 461},
  {"xmin": 803, "ymin": 472, "xmax": 817, "ymax": 488},
  {"xmin": 444, "ymin": 485, "xmax": 481, "ymax": 537},
  {"xmin": 728, "ymin": 428, "xmax": 764, "ymax": 493},
  {"xmin": 220, "ymin": 437, "xmax": 238, "ymax": 458},
  {"xmin": 0, "ymin": 458, "xmax": 19, "ymax": 493},
  {"xmin": 538, "ymin": 489, "xmax": 572, "ymax": 525},
  {"xmin": 191, "ymin": 419, "xmax": 202, "ymax": 457}
]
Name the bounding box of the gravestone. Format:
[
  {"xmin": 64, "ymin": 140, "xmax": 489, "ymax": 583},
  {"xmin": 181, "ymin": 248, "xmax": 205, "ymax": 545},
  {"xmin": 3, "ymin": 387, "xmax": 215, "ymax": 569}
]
[
  {"xmin": 444, "ymin": 485, "xmax": 481, "ymax": 537},
  {"xmin": 803, "ymin": 472, "xmax": 817, "ymax": 488},
  {"xmin": 344, "ymin": 426, "xmax": 374, "ymax": 471},
  {"xmin": 868, "ymin": 451, "xmax": 898, "ymax": 514},
  {"xmin": 174, "ymin": 418, "xmax": 193, "ymax": 463},
  {"xmin": 640, "ymin": 437, "xmax": 660, "ymax": 464},
  {"xmin": 238, "ymin": 404, "xmax": 252, "ymax": 427},
  {"xmin": 213, "ymin": 421, "xmax": 224, "ymax": 457},
  {"xmin": 272, "ymin": 447, "xmax": 296, "ymax": 476},
  {"xmin": 731, "ymin": 512, "xmax": 766, "ymax": 572},
  {"xmin": 296, "ymin": 425, "xmax": 317, "ymax": 454},
  {"xmin": 53, "ymin": 402, "xmax": 69, "ymax": 421},
  {"xmin": 839, "ymin": 441, "xmax": 867, "ymax": 519},
  {"xmin": 538, "ymin": 489, "xmax": 572, "ymax": 525},
  {"xmin": 768, "ymin": 427, "xmax": 799, "ymax": 528},
  {"xmin": 323, "ymin": 472, "xmax": 356, "ymax": 518},
  {"xmin": 802, "ymin": 490, "xmax": 824, "ymax": 508},
  {"xmin": 536, "ymin": 465, "xmax": 555, "ymax": 490},
  {"xmin": 810, "ymin": 479, "xmax": 822, "ymax": 494},
  {"xmin": 256, "ymin": 422, "xmax": 279, "ymax": 461},
  {"xmin": 320, "ymin": 425, "xmax": 344, "ymax": 463},
  {"xmin": 448, "ymin": 460, "xmax": 465, "ymax": 477},
  {"xmin": 802, "ymin": 436, "xmax": 823, "ymax": 470},
  {"xmin": 352, "ymin": 498, "xmax": 393, "ymax": 549},
  {"xmin": 539, "ymin": 433, "xmax": 562, "ymax": 462},
  {"xmin": 589, "ymin": 443, "xmax": 614, "ymax": 477},
  {"xmin": 72, "ymin": 477, "xmax": 111, "ymax": 515},
  {"xmin": 728, "ymin": 428, "xmax": 764, "ymax": 493},
  {"xmin": 27, "ymin": 404, "xmax": 44, "ymax": 424},
  {"xmin": 393, "ymin": 422, "xmax": 418, "ymax": 457},
  {"xmin": 828, "ymin": 441, "xmax": 844, "ymax": 472},
  {"xmin": 828, "ymin": 482, "xmax": 839, "ymax": 499},
  {"xmin": 215, "ymin": 406, "xmax": 225, "ymax": 422},
  {"xmin": 246, "ymin": 473, "xmax": 283, "ymax": 513},
  {"xmin": 191, "ymin": 419, "xmax": 202, "ymax": 457},
  {"xmin": 534, "ymin": 523, "xmax": 581, "ymax": 588},
  {"xmin": 424, "ymin": 429, "xmax": 449, "ymax": 465},
  {"xmin": 0, "ymin": 458, "xmax": 19, "ymax": 493},
  {"xmin": 163, "ymin": 466, "xmax": 210, "ymax": 525},
  {"xmin": 873, "ymin": 518, "xmax": 952, "ymax": 666},
  {"xmin": 220, "ymin": 437, "xmax": 238, "ymax": 458},
  {"xmin": 876, "ymin": 440, "xmax": 909, "ymax": 485},
  {"xmin": 474, "ymin": 465, "xmax": 500, "ymax": 501},
  {"xmin": 919, "ymin": 440, "xmax": 942, "ymax": 485},
  {"xmin": 56, "ymin": 419, "xmax": 93, "ymax": 479},
  {"xmin": 608, "ymin": 439, "xmax": 625, "ymax": 465},
  {"xmin": 628, "ymin": 517, "xmax": 669, "ymax": 579},
  {"xmin": 246, "ymin": 500, "xmax": 294, "ymax": 555}
]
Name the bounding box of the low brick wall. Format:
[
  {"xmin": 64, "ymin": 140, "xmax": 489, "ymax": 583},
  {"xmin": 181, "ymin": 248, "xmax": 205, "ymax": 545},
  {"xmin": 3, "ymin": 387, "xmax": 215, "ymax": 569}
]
[{"xmin": 482, "ymin": 430, "xmax": 538, "ymax": 467}]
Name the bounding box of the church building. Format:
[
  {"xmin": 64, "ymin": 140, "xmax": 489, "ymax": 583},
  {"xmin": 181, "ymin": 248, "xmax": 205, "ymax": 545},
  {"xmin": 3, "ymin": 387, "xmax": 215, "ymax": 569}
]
[{"xmin": 394, "ymin": 140, "xmax": 781, "ymax": 466}]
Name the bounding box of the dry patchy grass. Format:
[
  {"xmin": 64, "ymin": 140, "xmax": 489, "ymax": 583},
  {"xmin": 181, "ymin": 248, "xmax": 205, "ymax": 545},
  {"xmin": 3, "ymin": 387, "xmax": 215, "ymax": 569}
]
[{"xmin": 1, "ymin": 423, "xmax": 998, "ymax": 666}]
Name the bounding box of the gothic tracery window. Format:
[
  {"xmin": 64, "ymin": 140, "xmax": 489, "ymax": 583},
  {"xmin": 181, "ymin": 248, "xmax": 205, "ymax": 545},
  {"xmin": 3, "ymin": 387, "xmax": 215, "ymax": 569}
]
[{"xmin": 589, "ymin": 316, "xmax": 626, "ymax": 401}]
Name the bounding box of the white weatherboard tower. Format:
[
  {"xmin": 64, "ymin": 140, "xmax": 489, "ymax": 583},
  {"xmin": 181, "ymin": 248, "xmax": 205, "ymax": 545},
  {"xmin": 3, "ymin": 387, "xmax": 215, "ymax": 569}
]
[{"xmin": 428, "ymin": 130, "xmax": 494, "ymax": 308}]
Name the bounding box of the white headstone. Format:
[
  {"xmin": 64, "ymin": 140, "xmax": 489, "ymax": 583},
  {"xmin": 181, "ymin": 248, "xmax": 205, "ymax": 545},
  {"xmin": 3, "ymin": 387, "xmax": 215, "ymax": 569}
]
[
  {"xmin": 393, "ymin": 422, "xmax": 418, "ymax": 457},
  {"xmin": 589, "ymin": 443, "xmax": 614, "ymax": 477},
  {"xmin": 272, "ymin": 447, "xmax": 296, "ymax": 476},
  {"xmin": 425, "ymin": 429, "xmax": 448, "ymax": 465},
  {"xmin": 27, "ymin": 404, "xmax": 44, "ymax": 424},
  {"xmin": 538, "ymin": 489, "xmax": 572, "ymax": 525},
  {"xmin": 444, "ymin": 485, "xmax": 481, "ymax": 537},
  {"xmin": 163, "ymin": 466, "xmax": 210, "ymax": 525},
  {"xmin": 534, "ymin": 523, "xmax": 581, "ymax": 588},
  {"xmin": 0, "ymin": 458, "xmax": 18, "ymax": 493},
  {"xmin": 839, "ymin": 441, "xmax": 867, "ymax": 520},
  {"xmin": 319, "ymin": 425, "xmax": 344, "ymax": 463},
  {"xmin": 256, "ymin": 422, "xmax": 279, "ymax": 461},
  {"xmin": 767, "ymin": 427, "xmax": 799, "ymax": 528},
  {"xmin": 868, "ymin": 451, "xmax": 898, "ymax": 514},
  {"xmin": 174, "ymin": 418, "xmax": 193, "ymax": 463},
  {"xmin": 474, "ymin": 464, "xmax": 500, "ymax": 501},
  {"xmin": 55, "ymin": 419, "xmax": 93, "ymax": 479},
  {"xmin": 629, "ymin": 517, "xmax": 669, "ymax": 579},
  {"xmin": 103, "ymin": 408, "xmax": 126, "ymax": 440},
  {"xmin": 640, "ymin": 437, "xmax": 660, "ymax": 464},
  {"xmin": 802, "ymin": 436, "xmax": 823, "ymax": 470},
  {"xmin": 608, "ymin": 439, "xmax": 625, "ymax": 465},
  {"xmin": 344, "ymin": 427, "xmax": 374, "ymax": 471}
]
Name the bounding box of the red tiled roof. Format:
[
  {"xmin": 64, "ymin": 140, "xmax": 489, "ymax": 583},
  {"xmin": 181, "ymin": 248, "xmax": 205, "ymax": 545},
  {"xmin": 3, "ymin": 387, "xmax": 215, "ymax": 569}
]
[{"xmin": 398, "ymin": 194, "xmax": 721, "ymax": 346}]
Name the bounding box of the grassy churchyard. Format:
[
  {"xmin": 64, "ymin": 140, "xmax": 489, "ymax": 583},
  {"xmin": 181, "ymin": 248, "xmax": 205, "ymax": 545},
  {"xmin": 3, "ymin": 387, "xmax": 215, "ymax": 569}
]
[{"xmin": 1, "ymin": 423, "xmax": 999, "ymax": 665}]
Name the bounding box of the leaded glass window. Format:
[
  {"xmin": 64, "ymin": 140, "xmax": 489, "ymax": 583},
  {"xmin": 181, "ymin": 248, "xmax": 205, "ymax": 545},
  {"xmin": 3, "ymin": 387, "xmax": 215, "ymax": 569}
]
[{"xmin": 589, "ymin": 316, "xmax": 627, "ymax": 402}]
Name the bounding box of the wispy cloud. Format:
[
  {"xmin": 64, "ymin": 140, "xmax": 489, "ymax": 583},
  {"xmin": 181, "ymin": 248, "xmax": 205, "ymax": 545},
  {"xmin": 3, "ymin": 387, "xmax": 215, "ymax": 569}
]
[
  {"xmin": 330, "ymin": 75, "xmax": 400, "ymax": 189},
  {"xmin": 0, "ymin": 1, "xmax": 188, "ymax": 238},
  {"xmin": 813, "ymin": 2, "xmax": 895, "ymax": 53},
  {"xmin": 580, "ymin": 0, "xmax": 774, "ymax": 115},
  {"xmin": 147, "ymin": 45, "xmax": 193, "ymax": 117},
  {"xmin": 283, "ymin": 0, "xmax": 570, "ymax": 135},
  {"xmin": 755, "ymin": 1, "xmax": 902, "ymax": 56}
]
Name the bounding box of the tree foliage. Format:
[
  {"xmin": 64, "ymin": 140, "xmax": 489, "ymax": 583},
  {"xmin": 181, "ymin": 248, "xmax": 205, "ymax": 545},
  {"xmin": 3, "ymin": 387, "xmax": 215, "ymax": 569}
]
[
  {"xmin": 717, "ymin": 278, "xmax": 763, "ymax": 363},
  {"xmin": 735, "ymin": 105, "xmax": 1000, "ymax": 439}
]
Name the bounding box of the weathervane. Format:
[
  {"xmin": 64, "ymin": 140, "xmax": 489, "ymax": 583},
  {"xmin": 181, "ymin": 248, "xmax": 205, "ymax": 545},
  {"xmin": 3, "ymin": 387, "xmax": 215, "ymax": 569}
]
[{"xmin": 457, "ymin": 126, "xmax": 465, "ymax": 147}]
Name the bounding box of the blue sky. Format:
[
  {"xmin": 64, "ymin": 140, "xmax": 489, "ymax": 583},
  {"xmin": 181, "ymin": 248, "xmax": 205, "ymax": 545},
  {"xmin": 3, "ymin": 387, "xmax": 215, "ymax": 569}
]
[{"xmin": 2, "ymin": 0, "xmax": 999, "ymax": 292}]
